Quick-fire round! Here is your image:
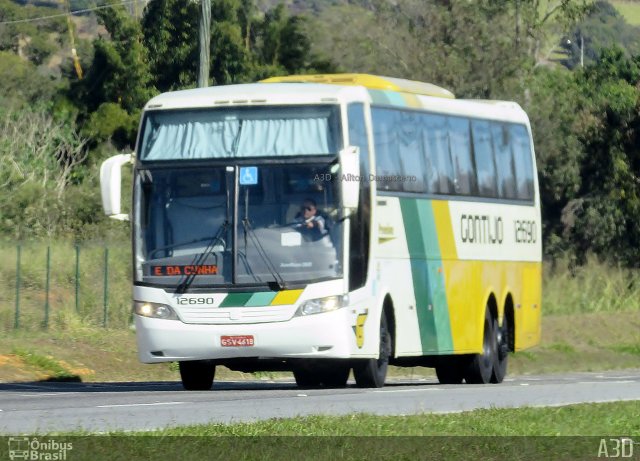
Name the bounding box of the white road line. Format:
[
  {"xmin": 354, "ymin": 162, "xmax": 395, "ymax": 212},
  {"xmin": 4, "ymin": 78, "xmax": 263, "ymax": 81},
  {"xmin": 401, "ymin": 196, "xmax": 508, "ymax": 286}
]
[
  {"xmin": 372, "ymin": 388, "xmax": 441, "ymax": 393},
  {"xmin": 18, "ymin": 393, "xmax": 77, "ymax": 397},
  {"xmin": 577, "ymin": 380, "xmax": 635, "ymax": 385},
  {"xmin": 96, "ymin": 401, "xmax": 186, "ymax": 408}
]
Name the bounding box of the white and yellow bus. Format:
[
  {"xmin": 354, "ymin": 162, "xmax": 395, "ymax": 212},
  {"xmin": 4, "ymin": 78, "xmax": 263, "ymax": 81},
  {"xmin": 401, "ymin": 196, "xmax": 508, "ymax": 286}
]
[{"xmin": 101, "ymin": 74, "xmax": 541, "ymax": 390}]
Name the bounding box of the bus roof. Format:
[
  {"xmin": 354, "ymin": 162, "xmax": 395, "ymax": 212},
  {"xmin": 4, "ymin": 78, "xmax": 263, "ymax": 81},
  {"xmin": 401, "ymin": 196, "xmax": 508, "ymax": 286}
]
[
  {"xmin": 261, "ymin": 73, "xmax": 455, "ymax": 99},
  {"xmin": 144, "ymin": 82, "xmax": 366, "ymax": 110},
  {"xmin": 143, "ymin": 77, "xmax": 529, "ymax": 125}
]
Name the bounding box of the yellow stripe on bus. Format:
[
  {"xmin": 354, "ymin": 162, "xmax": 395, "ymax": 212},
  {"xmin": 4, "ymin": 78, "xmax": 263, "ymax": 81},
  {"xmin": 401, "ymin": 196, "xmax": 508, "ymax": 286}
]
[
  {"xmin": 270, "ymin": 289, "xmax": 304, "ymax": 306},
  {"xmin": 431, "ymin": 200, "xmax": 457, "ymax": 260}
]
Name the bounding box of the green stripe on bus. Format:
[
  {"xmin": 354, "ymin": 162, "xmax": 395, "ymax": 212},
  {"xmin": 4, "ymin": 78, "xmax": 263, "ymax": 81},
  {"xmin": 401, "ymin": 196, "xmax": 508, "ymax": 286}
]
[
  {"xmin": 368, "ymin": 89, "xmax": 392, "ymax": 106},
  {"xmin": 368, "ymin": 89, "xmax": 408, "ymax": 108},
  {"xmin": 244, "ymin": 291, "xmax": 278, "ymax": 307},
  {"xmin": 219, "ymin": 292, "xmax": 253, "ymax": 308},
  {"xmin": 400, "ymin": 198, "xmax": 453, "ymax": 353}
]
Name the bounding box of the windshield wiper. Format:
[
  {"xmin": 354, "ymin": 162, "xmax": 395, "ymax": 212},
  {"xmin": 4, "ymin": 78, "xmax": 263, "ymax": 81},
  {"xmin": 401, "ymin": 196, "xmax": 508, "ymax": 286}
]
[
  {"xmin": 240, "ymin": 188, "xmax": 286, "ymax": 290},
  {"xmin": 242, "ymin": 218, "xmax": 286, "ymax": 290},
  {"xmin": 176, "ymin": 170, "xmax": 233, "ymax": 293},
  {"xmin": 175, "ymin": 220, "xmax": 228, "ymax": 294}
]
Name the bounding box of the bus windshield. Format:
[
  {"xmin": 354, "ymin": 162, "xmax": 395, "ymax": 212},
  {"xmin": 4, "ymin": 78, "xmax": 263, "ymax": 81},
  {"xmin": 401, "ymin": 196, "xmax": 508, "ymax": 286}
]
[
  {"xmin": 139, "ymin": 105, "xmax": 341, "ymax": 161},
  {"xmin": 134, "ymin": 163, "xmax": 343, "ymax": 288}
]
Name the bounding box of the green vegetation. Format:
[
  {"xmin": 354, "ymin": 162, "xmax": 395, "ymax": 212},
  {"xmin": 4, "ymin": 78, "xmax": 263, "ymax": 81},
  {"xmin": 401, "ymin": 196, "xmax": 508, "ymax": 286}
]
[
  {"xmin": 11, "ymin": 347, "xmax": 79, "ymax": 381},
  {"xmin": 6, "ymin": 402, "xmax": 634, "ymax": 460},
  {"xmin": 138, "ymin": 401, "xmax": 640, "ymax": 435},
  {"xmin": 543, "ymin": 258, "xmax": 640, "ymax": 314},
  {"xmin": 560, "ymin": 1, "xmax": 640, "ymax": 68},
  {"xmin": 610, "ymin": 343, "xmax": 640, "ymax": 355},
  {"xmin": 2, "ymin": 0, "xmax": 640, "ymax": 268},
  {"xmin": 611, "ymin": 0, "xmax": 640, "ymax": 25}
]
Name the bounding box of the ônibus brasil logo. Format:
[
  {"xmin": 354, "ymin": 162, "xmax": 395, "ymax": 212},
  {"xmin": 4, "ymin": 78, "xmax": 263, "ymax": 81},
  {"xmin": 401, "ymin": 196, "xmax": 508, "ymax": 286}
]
[{"xmin": 8, "ymin": 437, "xmax": 72, "ymax": 460}]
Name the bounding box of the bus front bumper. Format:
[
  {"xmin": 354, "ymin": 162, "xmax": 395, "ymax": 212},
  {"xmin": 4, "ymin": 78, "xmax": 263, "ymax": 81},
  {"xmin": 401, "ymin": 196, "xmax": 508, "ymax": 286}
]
[{"xmin": 135, "ymin": 309, "xmax": 367, "ymax": 363}]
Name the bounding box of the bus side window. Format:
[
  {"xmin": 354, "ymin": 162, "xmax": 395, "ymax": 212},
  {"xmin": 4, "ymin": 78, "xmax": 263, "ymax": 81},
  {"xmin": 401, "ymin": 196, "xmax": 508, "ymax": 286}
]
[
  {"xmin": 447, "ymin": 116, "xmax": 477, "ymax": 195},
  {"xmin": 372, "ymin": 108, "xmax": 403, "ymax": 191},
  {"xmin": 471, "ymin": 120, "xmax": 498, "ymax": 198},
  {"xmin": 510, "ymin": 124, "xmax": 535, "ymax": 200},
  {"xmin": 398, "ymin": 111, "xmax": 427, "ymax": 193},
  {"xmin": 422, "ymin": 113, "xmax": 455, "ymax": 194},
  {"xmin": 491, "ymin": 122, "xmax": 517, "ymax": 199}
]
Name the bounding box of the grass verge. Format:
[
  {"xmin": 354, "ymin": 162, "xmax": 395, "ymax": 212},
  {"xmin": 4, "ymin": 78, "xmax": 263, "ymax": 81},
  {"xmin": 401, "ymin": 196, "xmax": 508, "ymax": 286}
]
[
  {"xmin": 137, "ymin": 401, "xmax": 640, "ymax": 436},
  {"xmin": 36, "ymin": 403, "xmax": 637, "ymax": 460},
  {"xmin": 11, "ymin": 347, "xmax": 80, "ymax": 381}
]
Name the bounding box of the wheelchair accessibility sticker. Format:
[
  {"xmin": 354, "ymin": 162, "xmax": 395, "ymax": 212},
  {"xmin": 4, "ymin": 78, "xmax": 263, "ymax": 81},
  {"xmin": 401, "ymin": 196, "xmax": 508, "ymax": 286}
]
[{"xmin": 240, "ymin": 167, "xmax": 258, "ymax": 185}]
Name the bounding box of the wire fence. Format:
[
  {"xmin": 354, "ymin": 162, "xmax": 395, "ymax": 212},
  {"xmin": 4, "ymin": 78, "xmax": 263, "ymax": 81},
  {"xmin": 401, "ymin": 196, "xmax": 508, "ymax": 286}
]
[{"xmin": 0, "ymin": 242, "xmax": 132, "ymax": 332}]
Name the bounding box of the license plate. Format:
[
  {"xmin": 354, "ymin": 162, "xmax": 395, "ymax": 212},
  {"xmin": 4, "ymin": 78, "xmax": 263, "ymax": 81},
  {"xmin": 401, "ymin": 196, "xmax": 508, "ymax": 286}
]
[{"xmin": 221, "ymin": 335, "xmax": 254, "ymax": 347}]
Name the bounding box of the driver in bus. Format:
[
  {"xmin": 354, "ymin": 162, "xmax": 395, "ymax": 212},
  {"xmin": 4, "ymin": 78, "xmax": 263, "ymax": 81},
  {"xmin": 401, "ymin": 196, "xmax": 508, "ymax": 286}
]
[{"xmin": 294, "ymin": 198, "xmax": 328, "ymax": 238}]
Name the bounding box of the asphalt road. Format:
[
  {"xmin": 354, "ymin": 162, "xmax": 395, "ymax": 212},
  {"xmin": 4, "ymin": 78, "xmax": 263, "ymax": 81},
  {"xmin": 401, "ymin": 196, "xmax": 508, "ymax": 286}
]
[{"xmin": 0, "ymin": 369, "xmax": 639, "ymax": 434}]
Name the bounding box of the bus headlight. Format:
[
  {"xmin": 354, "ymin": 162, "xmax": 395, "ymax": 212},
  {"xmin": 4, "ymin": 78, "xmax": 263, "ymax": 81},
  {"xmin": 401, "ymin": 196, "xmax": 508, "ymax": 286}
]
[
  {"xmin": 296, "ymin": 295, "xmax": 348, "ymax": 316},
  {"xmin": 134, "ymin": 301, "xmax": 179, "ymax": 320}
]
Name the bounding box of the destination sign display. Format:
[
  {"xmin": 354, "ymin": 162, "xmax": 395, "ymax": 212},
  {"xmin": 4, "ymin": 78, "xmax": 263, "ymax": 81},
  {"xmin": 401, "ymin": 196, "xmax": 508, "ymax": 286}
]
[{"xmin": 152, "ymin": 265, "xmax": 218, "ymax": 276}]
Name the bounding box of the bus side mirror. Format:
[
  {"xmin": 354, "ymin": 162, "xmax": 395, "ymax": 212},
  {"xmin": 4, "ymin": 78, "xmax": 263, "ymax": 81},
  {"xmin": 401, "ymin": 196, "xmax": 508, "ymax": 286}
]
[
  {"xmin": 340, "ymin": 145, "xmax": 360, "ymax": 211},
  {"xmin": 100, "ymin": 153, "xmax": 132, "ymax": 221}
]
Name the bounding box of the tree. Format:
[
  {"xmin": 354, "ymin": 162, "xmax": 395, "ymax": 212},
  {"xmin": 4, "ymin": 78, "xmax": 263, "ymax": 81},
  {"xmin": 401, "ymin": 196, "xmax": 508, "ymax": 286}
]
[
  {"xmin": 79, "ymin": 5, "xmax": 155, "ymax": 114},
  {"xmin": 559, "ymin": 1, "xmax": 640, "ymax": 69},
  {"xmin": 0, "ymin": 107, "xmax": 88, "ymax": 238},
  {"xmin": 142, "ymin": 0, "xmax": 200, "ymax": 91},
  {"xmin": 0, "ymin": 51, "xmax": 57, "ymax": 106},
  {"xmin": 142, "ymin": 0, "xmax": 334, "ymax": 90},
  {"xmin": 566, "ymin": 48, "xmax": 640, "ymax": 264},
  {"xmin": 512, "ymin": 67, "xmax": 586, "ymax": 258},
  {"xmin": 73, "ymin": 5, "xmax": 155, "ymax": 148},
  {"xmin": 310, "ymin": 0, "xmax": 529, "ymax": 97}
]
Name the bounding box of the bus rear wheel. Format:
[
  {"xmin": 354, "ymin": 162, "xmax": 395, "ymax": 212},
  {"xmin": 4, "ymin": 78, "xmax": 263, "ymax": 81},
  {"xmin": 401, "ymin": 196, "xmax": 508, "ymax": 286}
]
[
  {"xmin": 179, "ymin": 360, "xmax": 215, "ymax": 390},
  {"xmin": 353, "ymin": 313, "xmax": 391, "ymax": 388},
  {"xmin": 491, "ymin": 315, "xmax": 509, "ymax": 383},
  {"xmin": 464, "ymin": 308, "xmax": 496, "ymax": 384}
]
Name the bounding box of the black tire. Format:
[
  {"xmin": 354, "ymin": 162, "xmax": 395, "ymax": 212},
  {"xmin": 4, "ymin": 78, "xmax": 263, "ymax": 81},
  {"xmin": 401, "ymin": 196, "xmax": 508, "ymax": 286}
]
[
  {"xmin": 435, "ymin": 356, "xmax": 467, "ymax": 384},
  {"xmin": 179, "ymin": 360, "xmax": 215, "ymax": 390},
  {"xmin": 491, "ymin": 315, "xmax": 509, "ymax": 383},
  {"xmin": 353, "ymin": 312, "xmax": 391, "ymax": 388},
  {"xmin": 464, "ymin": 308, "xmax": 496, "ymax": 384},
  {"xmin": 293, "ymin": 362, "xmax": 350, "ymax": 388},
  {"xmin": 293, "ymin": 368, "xmax": 322, "ymax": 388},
  {"xmin": 321, "ymin": 365, "xmax": 350, "ymax": 388}
]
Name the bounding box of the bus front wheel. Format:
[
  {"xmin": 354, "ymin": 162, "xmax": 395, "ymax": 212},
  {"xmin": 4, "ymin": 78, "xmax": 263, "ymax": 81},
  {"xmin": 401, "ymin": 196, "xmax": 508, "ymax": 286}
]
[
  {"xmin": 464, "ymin": 308, "xmax": 496, "ymax": 384},
  {"xmin": 179, "ymin": 360, "xmax": 215, "ymax": 390},
  {"xmin": 353, "ymin": 313, "xmax": 391, "ymax": 388}
]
